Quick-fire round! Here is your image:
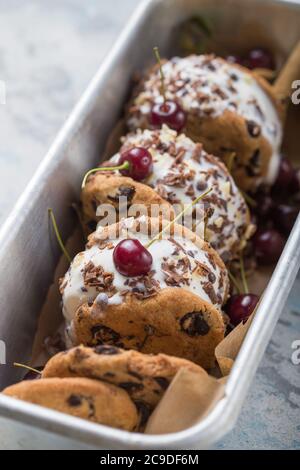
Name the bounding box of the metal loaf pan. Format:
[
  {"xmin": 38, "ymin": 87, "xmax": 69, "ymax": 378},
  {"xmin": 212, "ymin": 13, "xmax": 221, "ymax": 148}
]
[{"xmin": 0, "ymin": 0, "xmax": 300, "ymax": 450}]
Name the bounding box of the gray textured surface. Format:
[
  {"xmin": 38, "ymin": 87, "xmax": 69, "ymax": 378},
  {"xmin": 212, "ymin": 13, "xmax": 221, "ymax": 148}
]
[
  {"xmin": 216, "ymin": 278, "xmax": 300, "ymax": 450},
  {"xmin": 0, "ymin": 0, "xmax": 299, "ymax": 450}
]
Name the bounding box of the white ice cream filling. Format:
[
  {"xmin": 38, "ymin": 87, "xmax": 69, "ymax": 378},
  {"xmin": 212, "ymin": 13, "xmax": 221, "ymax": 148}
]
[{"xmin": 62, "ymin": 222, "xmax": 227, "ymax": 323}]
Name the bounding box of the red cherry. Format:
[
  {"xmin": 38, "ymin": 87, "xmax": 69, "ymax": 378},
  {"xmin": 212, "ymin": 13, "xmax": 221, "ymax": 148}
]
[
  {"xmin": 254, "ymin": 193, "xmax": 274, "ymax": 220},
  {"xmin": 272, "ymin": 157, "xmax": 299, "ymax": 196},
  {"xmin": 252, "ymin": 228, "xmax": 285, "ymax": 264},
  {"xmin": 150, "ymin": 100, "xmax": 186, "ymax": 132},
  {"xmin": 225, "ymin": 294, "xmax": 259, "ymax": 326},
  {"xmin": 118, "ymin": 147, "xmax": 153, "ymax": 181},
  {"xmin": 113, "ymin": 239, "xmax": 153, "ymax": 277},
  {"xmin": 292, "ymin": 169, "xmax": 300, "ymax": 194},
  {"xmin": 272, "ymin": 204, "xmax": 299, "ymax": 236},
  {"xmin": 245, "ymin": 48, "xmax": 275, "ymax": 70}
]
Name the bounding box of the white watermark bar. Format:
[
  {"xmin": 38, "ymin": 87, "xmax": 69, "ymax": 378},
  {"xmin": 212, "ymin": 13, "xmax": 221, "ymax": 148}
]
[
  {"xmin": 0, "ymin": 340, "xmax": 6, "ymax": 365},
  {"xmin": 0, "ymin": 80, "xmax": 6, "ymax": 105}
]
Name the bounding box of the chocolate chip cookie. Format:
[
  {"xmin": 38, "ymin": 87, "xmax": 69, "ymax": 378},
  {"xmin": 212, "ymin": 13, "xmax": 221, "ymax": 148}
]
[
  {"xmin": 42, "ymin": 345, "xmax": 207, "ymax": 426},
  {"xmin": 2, "ymin": 377, "xmax": 138, "ymax": 431},
  {"xmin": 71, "ymin": 287, "xmax": 224, "ymax": 370}
]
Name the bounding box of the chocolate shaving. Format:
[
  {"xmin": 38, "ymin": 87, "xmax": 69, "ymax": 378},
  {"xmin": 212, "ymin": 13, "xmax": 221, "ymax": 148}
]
[
  {"xmin": 202, "ymin": 281, "xmax": 219, "ymax": 304},
  {"xmin": 83, "ymin": 261, "xmax": 114, "ymax": 292},
  {"xmin": 126, "ymin": 271, "xmax": 160, "ymax": 299}
]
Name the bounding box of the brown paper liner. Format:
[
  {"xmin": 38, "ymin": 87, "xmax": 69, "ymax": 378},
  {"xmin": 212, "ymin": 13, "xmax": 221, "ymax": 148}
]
[
  {"xmin": 273, "ymin": 40, "xmax": 300, "ymax": 101},
  {"xmin": 215, "ymin": 313, "xmax": 255, "ymax": 377},
  {"xmin": 145, "ymin": 368, "xmax": 225, "ymax": 434}
]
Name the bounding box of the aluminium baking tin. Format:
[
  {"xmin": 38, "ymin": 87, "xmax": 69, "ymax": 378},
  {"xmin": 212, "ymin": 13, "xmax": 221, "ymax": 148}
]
[{"xmin": 0, "ymin": 0, "xmax": 299, "ymax": 449}]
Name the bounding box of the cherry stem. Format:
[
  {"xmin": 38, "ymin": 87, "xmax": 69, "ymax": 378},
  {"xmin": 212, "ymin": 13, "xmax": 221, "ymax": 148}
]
[
  {"xmin": 14, "ymin": 362, "xmax": 42, "ymax": 376},
  {"xmin": 153, "ymin": 46, "xmax": 167, "ymax": 104},
  {"xmin": 48, "ymin": 208, "xmax": 71, "ymax": 263},
  {"xmin": 239, "ymin": 254, "xmax": 249, "ymax": 294},
  {"xmin": 146, "ymin": 187, "xmax": 212, "ymax": 249},
  {"xmin": 228, "ymin": 271, "xmax": 242, "ymax": 294},
  {"xmin": 81, "ymin": 161, "xmax": 130, "ymax": 189}
]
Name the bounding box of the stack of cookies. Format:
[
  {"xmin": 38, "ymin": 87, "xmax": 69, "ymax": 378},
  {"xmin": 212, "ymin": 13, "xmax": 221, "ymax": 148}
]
[
  {"xmin": 4, "ymin": 345, "xmax": 207, "ymax": 431},
  {"xmin": 4, "ymin": 52, "xmax": 284, "ymax": 432}
]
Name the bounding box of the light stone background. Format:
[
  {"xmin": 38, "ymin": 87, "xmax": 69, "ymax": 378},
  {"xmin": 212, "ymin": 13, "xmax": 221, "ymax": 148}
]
[{"xmin": 0, "ymin": 0, "xmax": 299, "ymax": 450}]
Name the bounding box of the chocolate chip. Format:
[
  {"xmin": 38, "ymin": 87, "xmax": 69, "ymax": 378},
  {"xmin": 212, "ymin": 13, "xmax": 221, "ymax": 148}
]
[
  {"xmin": 196, "ymin": 180, "xmax": 208, "ymax": 191},
  {"xmin": 119, "ymin": 382, "xmax": 144, "ymax": 392},
  {"xmin": 128, "ymin": 370, "xmax": 143, "ymax": 380},
  {"xmin": 119, "ymin": 185, "xmax": 136, "ymax": 200},
  {"xmin": 246, "ymin": 120, "xmax": 261, "ymax": 138},
  {"xmin": 135, "ymin": 401, "xmax": 152, "ymax": 427},
  {"xmin": 154, "ymin": 377, "xmax": 169, "ymax": 390},
  {"xmin": 93, "ymin": 345, "xmax": 120, "ymax": 355},
  {"xmin": 245, "ymin": 165, "xmax": 257, "ymax": 177},
  {"xmin": 180, "ymin": 312, "xmax": 210, "ymax": 336},
  {"xmin": 108, "ymin": 185, "xmax": 135, "ymax": 205},
  {"xmin": 250, "ymin": 149, "xmax": 261, "ymax": 167},
  {"xmin": 103, "ymin": 371, "xmax": 115, "ymax": 378},
  {"xmin": 91, "ymin": 325, "xmax": 120, "ymax": 344},
  {"xmin": 245, "ymin": 149, "xmax": 261, "ymax": 177},
  {"xmin": 67, "ymin": 394, "xmax": 82, "ymax": 407}
]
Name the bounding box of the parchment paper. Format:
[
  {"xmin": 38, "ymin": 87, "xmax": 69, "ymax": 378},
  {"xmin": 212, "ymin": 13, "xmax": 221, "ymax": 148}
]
[{"xmin": 145, "ymin": 368, "xmax": 226, "ymax": 434}]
